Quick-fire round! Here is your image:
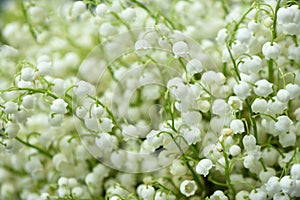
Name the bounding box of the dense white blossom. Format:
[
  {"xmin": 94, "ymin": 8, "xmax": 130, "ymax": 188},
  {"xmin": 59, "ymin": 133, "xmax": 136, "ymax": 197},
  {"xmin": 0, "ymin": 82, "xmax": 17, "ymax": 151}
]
[{"xmin": 0, "ymin": 0, "xmax": 299, "ymax": 199}]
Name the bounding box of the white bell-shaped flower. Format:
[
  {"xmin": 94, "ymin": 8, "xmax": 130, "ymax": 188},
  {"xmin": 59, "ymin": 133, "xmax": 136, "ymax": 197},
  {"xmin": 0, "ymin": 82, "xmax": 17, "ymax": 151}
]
[
  {"xmin": 216, "ymin": 28, "xmax": 228, "ymax": 45},
  {"xmin": 233, "ymin": 81, "xmax": 251, "ymax": 99},
  {"xmin": 236, "ymin": 191, "xmax": 250, "ymax": 200},
  {"xmin": 183, "ymin": 127, "xmax": 201, "ymax": 145},
  {"xmin": 95, "ymin": 4, "xmax": 108, "ymax": 17},
  {"xmin": 262, "ymin": 42, "xmax": 281, "ymax": 60},
  {"xmin": 37, "ymin": 61, "xmax": 51, "ymax": 76},
  {"xmin": 170, "ymin": 160, "xmax": 187, "ymax": 176},
  {"xmin": 249, "ymin": 189, "xmax": 267, "ymax": 200},
  {"xmin": 254, "ymin": 79, "xmax": 273, "ymax": 97},
  {"xmin": 22, "ymin": 95, "xmax": 35, "ymax": 109},
  {"xmin": 251, "ymin": 98, "xmax": 268, "ymax": 113},
  {"xmin": 286, "ymin": 83, "xmax": 300, "ymax": 99},
  {"xmin": 262, "ymin": 148, "xmax": 278, "ymax": 166},
  {"xmin": 291, "ymin": 164, "xmax": 300, "ymax": 180},
  {"xmin": 259, "ymin": 167, "xmax": 276, "ymax": 183},
  {"xmin": 276, "ymin": 89, "xmax": 290, "ymax": 103},
  {"xmin": 4, "ymin": 122, "xmax": 19, "ymax": 138},
  {"xmin": 99, "ymin": 118, "xmax": 113, "ymax": 132},
  {"xmin": 121, "ymin": 8, "xmax": 136, "ymax": 21},
  {"xmin": 141, "ymin": 185, "xmax": 155, "ymax": 200},
  {"xmin": 242, "ymin": 135, "xmax": 256, "ymax": 150},
  {"xmin": 228, "ymin": 96, "xmax": 243, "ymax": 110},
  {"xmin": 230, "ymin": 119, "xmax": 245, "ymax": 134},
  {"xmin": 172, "ymin": 41, "xmax": 188, "ymax": 58},
  {"xmin": 72, "ymin": 1, "xmax": 86, "ymax": 16},
  {"xmin": 180, "ymin": 180, "xmax": 197, "ymax": 197},
  {"xmin": 186, "ymin": 58, "xmax": 203, "ymax": 76},
  {"xmin": 51, "ymin": 99, "xmax": 68, "ymax": 114},
  {"xmin": 267, "ymin": 97, "xmax": 286, "ymax": 115},
  {"xmin": 212, "ymin": 99, "xmax": 228, "ymax": 116},
  {"xmin": 4, "ymin": 102, "xmax": 18, "ymax": 114},
  {"xmin": 229, "ymin": 145, "xmax": 241, "ymax": 156},
  {"xmin": 275, "ymin": 116, "xmax": 292, "ymax": 132},
  {"xmin": 21, "ymin": 68, "xmax": 35, "ymax": 81},
  {"xmin": 280, "ymin": 176, "xmax": 295, "ymax": 193},
  {"xmin": 210, "ymin": 190, "xmax": 228, "ymax": 200},
  {"xmin": 288, "ymin": 44, "xmax": 300, "ymax": 62},
  {"xmin": 99, "ymin": 22, "xmax": 117, "ymax": 36},
  {"xmin": 277, "ymin": 7, "xmax": 295, "ymax": 24},
  {"xmin": 74, "ymin": 81, "xmax": 95, "ymax": 97},
  {"xmin": 182, "ymin": 111, "xmax": 201, "ymax": 127},
  {"xmin": 266, "ymin": 176, "xmax": 281, "ymax": 194},
  {"xmin": 290, "ymin": 180, "xmax": 300, "ymax": 197},
  {"xmin": 279, "ymin": 131, "xmax": 296, "ymax": 148},
  {"xmin": 196, "ymin": 158, "xmax": 213, "ymax": 177},
  {"xmin": 239, "ymin": 56, "xmax": 262, "ymax": 74},
  {"xmin": 84, "ymin": 117, "xmax": 99, "ymax": 132},
  {"xmin": 273, "ymin": 192, "xmax": 290, "ymax": 200},
  {"xmin": 236, "ymin": 28, "xmax": 252, "ymax": 44},
  {"xmin": 135, "ymin": 39, "xmax": 151, "ymax": 51}
]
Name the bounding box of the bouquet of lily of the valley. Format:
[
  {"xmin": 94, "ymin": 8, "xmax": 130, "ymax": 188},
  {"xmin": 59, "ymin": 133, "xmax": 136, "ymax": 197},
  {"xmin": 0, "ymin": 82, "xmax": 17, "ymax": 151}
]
[{"xmin": 0, "ymin": 0, "xmax": 300, "ymax": 199}]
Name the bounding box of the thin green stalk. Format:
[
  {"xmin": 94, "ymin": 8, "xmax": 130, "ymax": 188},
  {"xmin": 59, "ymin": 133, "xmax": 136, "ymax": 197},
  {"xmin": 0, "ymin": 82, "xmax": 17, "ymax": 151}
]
[
  {"xmin": 15, "ymin": 136, "xmax": 53, "ymax": 158},
  {"xmin": 267, "ymin": 59, "xmax": 274, "ymax": 84},
  {"xmin": 89, "ymin": 96, "xmax": 122, "ymax": 131},
  {"xmin": 1, "ymin": 87, "xmax": 73, "ymax": 113},
  {"xmin": 245, "ymin": 99, "xmax": 258, "ymax": 141},
  {"xmin": 221, "ymin": 142, "xmax": 236, "ymax": 198},
  {"xmin": 158, "ymin": 131, "xmax": 205, "ymax": 195},
  {"xmin": 272, "ymin": 0, "xmax": 281, "ymax": 42},
  {"xmin": 226, "ymin": 43, "xmax": 241, "ymax": 81},
  {"xmin": 20, "ymin": 0, "xmax": 37, "ymax": 42}
]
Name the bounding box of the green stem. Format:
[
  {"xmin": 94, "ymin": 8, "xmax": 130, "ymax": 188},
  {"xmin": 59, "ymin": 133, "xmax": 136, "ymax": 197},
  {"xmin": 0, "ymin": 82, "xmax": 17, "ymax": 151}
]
[
  {"xmin": 245, "ymin": 99, "xmax": 258, "ymax": 142},
  {"xmin": 226, "ymin": 43, "xmax": 241, "ymax": 81},
  {"xmin": 89, "ymin": 96, "xmax": 122, "ymax": 131},
  {"xmin": 160, "ymin": 131, "xmax": 205, "ymax": 195},
  {"xmin": 221, "ymin": 142, "xmax": 236, "ymax": 198},
  {"xmin": 272, "ymin": 0, "xmax": 281, "ymax": 42},
  {"xmin": 1, "ymin": 87, "xmax": 73, "ymax": 113},
  {"xmin": 220, "ymin": 0, "xmax": 229, "ymax": 16},
  {"xmin": 208, "ymin": 176, "xmax": 228, "ymax": 187},
  {"xmin": 20, "ymin": 0, "xmax": 38, "ymax": 42},
  {"xmin": 253, "ymin": 113, "xmax": 278, "ymax": 122},
  {"xmin": 267, "ymin": 59, "xmax": 274, "ymax": 84},
  {"xmin": 228, "ymin": 5, "xmax": 254, "ymax": 45},
  {"xmin": 15, "ymin": 136, "xmax": 52, "ymax": 158},
  {"xmin": 152, "ymin": 181, "xmax": 181, "ymax": 199}
]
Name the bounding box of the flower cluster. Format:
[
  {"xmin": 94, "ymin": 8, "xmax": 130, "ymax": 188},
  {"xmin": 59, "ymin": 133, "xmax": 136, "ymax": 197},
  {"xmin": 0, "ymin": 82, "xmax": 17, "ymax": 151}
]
[{"xmin": 0, "ymin": 0, "xmax": 299, "ymax": 200}]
